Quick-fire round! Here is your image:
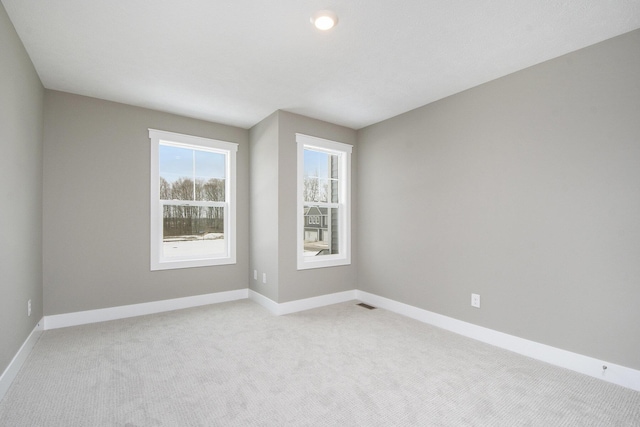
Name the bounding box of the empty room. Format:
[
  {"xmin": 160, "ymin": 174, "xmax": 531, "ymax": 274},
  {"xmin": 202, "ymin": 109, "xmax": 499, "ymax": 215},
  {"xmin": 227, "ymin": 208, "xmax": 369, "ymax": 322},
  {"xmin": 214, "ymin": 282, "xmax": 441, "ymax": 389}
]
[{"xmin": 1, "ymin": 1, "xmax": 639, "ymax": 425}]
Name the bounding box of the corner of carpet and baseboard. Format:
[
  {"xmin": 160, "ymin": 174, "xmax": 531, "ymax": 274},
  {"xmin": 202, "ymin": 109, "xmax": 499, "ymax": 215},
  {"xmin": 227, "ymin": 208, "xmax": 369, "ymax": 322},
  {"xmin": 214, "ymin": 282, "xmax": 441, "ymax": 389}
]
[{"xmin": 0, "ymin": 319, "xmax": 44, "ymax": 402}]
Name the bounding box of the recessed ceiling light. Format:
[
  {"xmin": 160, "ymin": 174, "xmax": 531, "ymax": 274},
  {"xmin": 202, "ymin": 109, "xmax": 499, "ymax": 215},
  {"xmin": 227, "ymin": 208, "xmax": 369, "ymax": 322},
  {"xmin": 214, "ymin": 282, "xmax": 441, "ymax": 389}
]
[{"xmin": 311, "ymin": 10, "xmax": 338, "ymax": 31}]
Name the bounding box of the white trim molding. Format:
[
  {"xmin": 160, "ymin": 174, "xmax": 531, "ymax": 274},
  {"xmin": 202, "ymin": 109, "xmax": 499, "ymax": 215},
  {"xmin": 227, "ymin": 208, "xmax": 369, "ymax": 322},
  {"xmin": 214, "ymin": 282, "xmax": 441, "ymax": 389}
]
[
  {"xmin": 296, "ymin": 133, "xmax": 352, "ymax": 270},
  {"xmin": 355, "ymin": 290, "xmax": 640, "ymax": 392},
  {"xmin": 149, "ymin": 128, "xmax": 238, "ymax": 271},
  {"xmin": 249, "ymin": 289, "xmax": 356, "ymax": 316},
  {"xmin": 248, "ymin": 289, "xmax": 281, "ymax": 314},
  {"xmin": 0, "ymin": 319, "xmax": 44, "ymax": 402},
  {"xmin": 44, "ymin": 289, "xmax": 248, "ymax": 330},
  {"xmin": 13, "ymin": 288, "xmax": 638, "ymax": 395}
]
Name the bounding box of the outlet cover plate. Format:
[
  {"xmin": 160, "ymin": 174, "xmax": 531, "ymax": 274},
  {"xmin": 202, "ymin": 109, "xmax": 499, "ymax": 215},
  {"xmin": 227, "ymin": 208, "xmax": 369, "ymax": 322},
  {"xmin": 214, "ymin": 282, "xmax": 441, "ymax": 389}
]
[{"xmin": 471, "ymin": 293, "xmax": 480, "ymax": 308}]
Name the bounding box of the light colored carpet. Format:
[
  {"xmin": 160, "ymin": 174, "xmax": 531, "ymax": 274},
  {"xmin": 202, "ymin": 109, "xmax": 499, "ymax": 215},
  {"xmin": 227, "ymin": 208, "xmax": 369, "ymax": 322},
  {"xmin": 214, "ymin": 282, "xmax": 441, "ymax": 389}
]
[{"xmin": 1, "ymin": 299, "xmax": 639, "ymax": 426}]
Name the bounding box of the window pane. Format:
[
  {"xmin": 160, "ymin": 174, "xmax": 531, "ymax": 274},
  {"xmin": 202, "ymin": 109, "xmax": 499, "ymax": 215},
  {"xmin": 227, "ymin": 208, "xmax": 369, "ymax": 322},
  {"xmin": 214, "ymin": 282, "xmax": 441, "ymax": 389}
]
[
  {"xmin": 303, "ymin": 177, "xmax": 330, "ymax": 202},
  {"xmin": 304, "ymin": 150, "xmax": 338, "ymax": 203},
  {"xmin": 159, "ymin": 145, "xmax": 194, "ymax": 200},
  {"xmin": 169, "ymin": 178, "xmax": 196, "ymax": 201},
  {"xmin": 162, "ymin": 205, "xmax": 226, "ymax": 258},
  {"xmin": 160, "ymin": 144, "xmax": 227, "ymax": 202},
  {"xmin": 195, "ymin": 150, "xmax": 226, "ymax": 201},
  {"xmin": 303, "ymin": 206, "xmax": 339, "ymax": 257},
  {"xmin": 197, "ymin": 178, "xmax": 225, "ymax": 202}
]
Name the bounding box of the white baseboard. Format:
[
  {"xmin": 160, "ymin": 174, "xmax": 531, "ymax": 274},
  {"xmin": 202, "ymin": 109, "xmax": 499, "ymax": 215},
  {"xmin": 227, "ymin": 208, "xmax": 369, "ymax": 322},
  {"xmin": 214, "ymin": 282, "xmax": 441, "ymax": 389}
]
[
  {"xmin": 19, "ymin": 287, "xmax": 640, "ymax": 393},
  {"xmin": 249, "ymin": 289, "xmax": 356, "ymax": 315},
  {"xmin": 44, "ymin": 289, "xmax": 248, "ymax": 330},
  {"xmin": 356, "ymin": 290, "xmax": 640, "ymax": 392},
  {"xmin": 0, "ymin": 319, "xmax": 44, "ymax": 402},
  {"xmin": 248, "ymin": 289, "xmax": 280, "ymax": 314}
]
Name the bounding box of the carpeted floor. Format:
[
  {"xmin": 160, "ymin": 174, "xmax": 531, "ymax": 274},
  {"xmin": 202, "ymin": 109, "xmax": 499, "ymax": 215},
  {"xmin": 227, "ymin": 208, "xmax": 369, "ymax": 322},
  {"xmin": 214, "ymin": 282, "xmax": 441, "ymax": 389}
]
[{"xmin": 1, "ymin": 299, "xmax": 639, "ymax": 426}]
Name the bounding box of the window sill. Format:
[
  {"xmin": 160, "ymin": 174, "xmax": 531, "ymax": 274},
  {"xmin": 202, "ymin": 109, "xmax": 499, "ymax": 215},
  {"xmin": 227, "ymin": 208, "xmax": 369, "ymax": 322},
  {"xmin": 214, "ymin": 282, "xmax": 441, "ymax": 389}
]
[
  {"xmin": 297, "ymin": 256, "xmax": 351, "ymax": 270},
  {"xmin": 151, "ymin": 257, "xmax": 236, "ymax": 271}
]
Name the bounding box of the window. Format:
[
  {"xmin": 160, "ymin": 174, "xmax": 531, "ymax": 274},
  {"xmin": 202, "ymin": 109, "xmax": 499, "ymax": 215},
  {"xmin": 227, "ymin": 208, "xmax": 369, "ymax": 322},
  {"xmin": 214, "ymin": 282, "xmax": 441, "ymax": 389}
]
[
  {"xmin": 297, "ymin": 133, "xmax": 352, "ymax": 270},
  {"xmin": 149, "ymin": 129, "xmax": 237, "ymax": 270}
]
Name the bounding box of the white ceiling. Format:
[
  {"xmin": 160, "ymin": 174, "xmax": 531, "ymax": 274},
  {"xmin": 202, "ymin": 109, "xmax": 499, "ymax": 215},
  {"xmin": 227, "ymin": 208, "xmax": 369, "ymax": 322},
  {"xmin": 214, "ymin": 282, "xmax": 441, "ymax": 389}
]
[{"xmin": 3, "ymin": 1, "xmax": 640, "ymax": 130}]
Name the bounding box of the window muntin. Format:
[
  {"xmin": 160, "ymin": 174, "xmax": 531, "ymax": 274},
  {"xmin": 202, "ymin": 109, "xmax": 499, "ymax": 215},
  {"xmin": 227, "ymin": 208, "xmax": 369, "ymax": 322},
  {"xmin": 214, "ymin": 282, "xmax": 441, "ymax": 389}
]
[
  {"xmin": 297, "ymin": 134, "xmax": 352, "ymax": 270},
  {"xmin": 150, "ymin": 129, "xmax": 237, "ymax": 270}
]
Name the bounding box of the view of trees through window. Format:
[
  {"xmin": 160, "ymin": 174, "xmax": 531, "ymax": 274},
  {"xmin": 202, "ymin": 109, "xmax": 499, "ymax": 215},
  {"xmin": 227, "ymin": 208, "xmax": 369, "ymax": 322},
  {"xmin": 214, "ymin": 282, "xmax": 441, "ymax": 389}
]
[{"xmin": 159, "ymin": 143, "xmax": 227, "ymax": 259}]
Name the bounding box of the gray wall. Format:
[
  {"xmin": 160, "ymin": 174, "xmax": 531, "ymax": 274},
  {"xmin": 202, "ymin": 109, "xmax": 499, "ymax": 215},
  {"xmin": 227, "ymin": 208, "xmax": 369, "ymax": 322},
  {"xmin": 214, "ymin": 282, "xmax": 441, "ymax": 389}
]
[
  {"xmin": 357, "ymin": 30, "xmax": 640, "ymax": 369},
  {"xmin": 43, "ymin": 91, "xmax": 249, "ymax": 315},
  {"xmin": 249, "ymin": 112, "xmax": 280, "ymax": 301},
  {"xmin": 0, "ymin": 3, "xmax": 44, "ymax": 374},
  {"xmin": 249, "ymin": 111, "xmax": 357, "ymax": 303}
]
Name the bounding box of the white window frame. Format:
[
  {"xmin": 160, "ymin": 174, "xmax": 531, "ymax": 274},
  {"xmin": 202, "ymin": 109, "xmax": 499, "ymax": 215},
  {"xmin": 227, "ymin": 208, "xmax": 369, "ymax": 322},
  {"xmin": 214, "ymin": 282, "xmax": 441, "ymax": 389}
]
[
  {"xmin": 149, "ymin": 129, "xmax": 237, "ymax": 270},
  {"xmin": 297, "ymin": 133, "xmax": 352, "ymax": 270}
]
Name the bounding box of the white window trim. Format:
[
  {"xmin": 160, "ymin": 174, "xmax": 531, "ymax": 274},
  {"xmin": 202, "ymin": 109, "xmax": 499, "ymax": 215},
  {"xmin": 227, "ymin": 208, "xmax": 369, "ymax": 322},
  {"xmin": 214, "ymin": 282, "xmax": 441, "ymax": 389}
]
[
  {"xmin": 297, "ymin": 133, "xmax": 352, "ymax": 270},
  {"xmin": 149, "ymin": 129, "xmax": 237, "ymax": 271}
]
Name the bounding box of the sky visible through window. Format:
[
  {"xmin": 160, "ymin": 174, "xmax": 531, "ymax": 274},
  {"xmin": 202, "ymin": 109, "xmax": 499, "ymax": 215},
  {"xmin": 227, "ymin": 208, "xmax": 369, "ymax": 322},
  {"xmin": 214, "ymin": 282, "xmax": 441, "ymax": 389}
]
[
  {"xmin": 159, "ymin": 144, "xmax": 225, "ymax": 183},
  {"xmin": 304, "ymin": 149, "xmax": 329, "ymax": 179}
]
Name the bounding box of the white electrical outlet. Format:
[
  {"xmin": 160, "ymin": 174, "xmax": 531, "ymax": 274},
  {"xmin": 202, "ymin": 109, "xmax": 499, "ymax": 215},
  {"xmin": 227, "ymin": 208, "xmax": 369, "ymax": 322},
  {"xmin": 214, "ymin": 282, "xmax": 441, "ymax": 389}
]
[
  {"xmin": 253, "ymin": 270, "xmax": 257, "ymax": 280},
  {"xmin": 262, "ymin": 273, "xmax": 267, "ymax": 284},
  {"xmin": 471, "ymin": 293, "xmax": 480, "ymax": 308},
  {"xmin": 28, "ymin": 299, "xmax": 32, "ymax": 316}
]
